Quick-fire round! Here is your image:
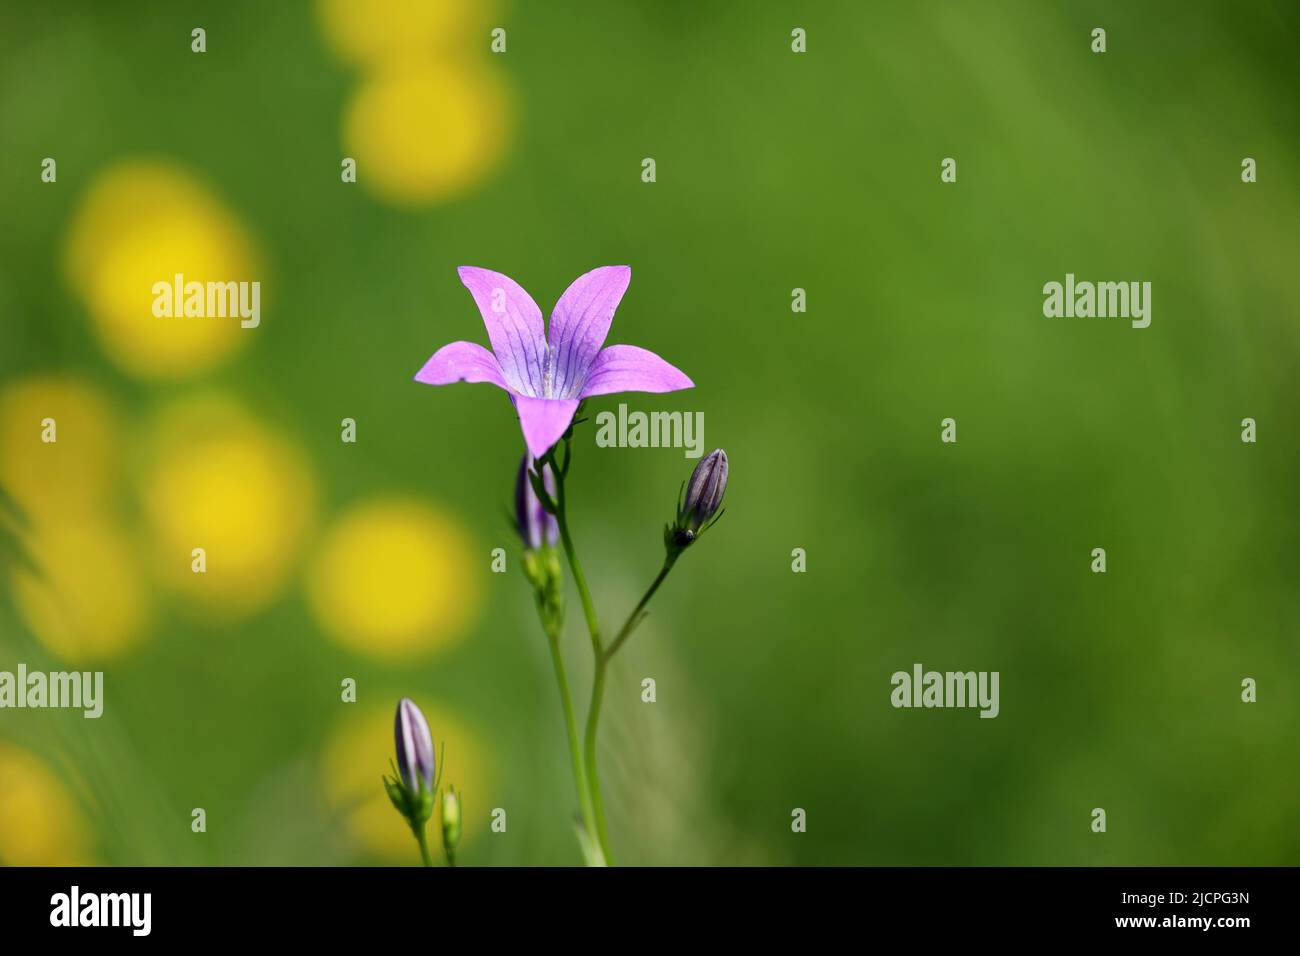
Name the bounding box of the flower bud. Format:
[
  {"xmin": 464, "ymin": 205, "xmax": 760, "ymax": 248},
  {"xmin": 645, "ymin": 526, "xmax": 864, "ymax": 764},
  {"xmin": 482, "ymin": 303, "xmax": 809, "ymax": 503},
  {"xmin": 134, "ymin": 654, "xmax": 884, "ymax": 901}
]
[
  {"xmin": 515, "ymin": 456, "xmax": 558, "ymax": 550},
  {"xmin": 680, "ymin": 449, "xmax": 728, "ymax": 534},
  {"xmin": 394, "ymin": 697, "xmax": 435, "ymax": 793},
  {"xmin": 441, "ymin": 786, "xmax": 462, "ymax": 852}
]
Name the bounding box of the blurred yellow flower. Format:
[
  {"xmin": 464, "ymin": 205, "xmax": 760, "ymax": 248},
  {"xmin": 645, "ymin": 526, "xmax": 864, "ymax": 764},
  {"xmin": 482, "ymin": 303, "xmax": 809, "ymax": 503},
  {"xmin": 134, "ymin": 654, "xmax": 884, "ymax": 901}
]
[
  {"xmin": 315, "ymin": 0, "xmax": 497, "ymax": 67},
  {"xmin": 305, "ymin": 497, "xmax": 480, "ymax": 658},
  {"xmin": 343, "ymin": 59, "xmax": 511, "ymax": 206},
  {"xmin": 0, "ymin": 376, "xmax": 117, "ymax": 519},
  {"xmin": 141, "ymin": 396, "xmax": 315, "ymax": 619},
  {"xmin": 0, "ymin": 741, "xmax": 95, "ymax": 865},
  {"xmin": 321, "ymin": 701, "xmax": 493, "ymax": 862},
  {"xmin": 64, "ymin": 161, "xmax": 263, "ymax": 380},
  {"xmin": 0, "ymin": 376, "xmax": 149, "ymax": 662},
  {"xmin": 12, "ymin": 516, "xmax": 151, "ymax": 663}
]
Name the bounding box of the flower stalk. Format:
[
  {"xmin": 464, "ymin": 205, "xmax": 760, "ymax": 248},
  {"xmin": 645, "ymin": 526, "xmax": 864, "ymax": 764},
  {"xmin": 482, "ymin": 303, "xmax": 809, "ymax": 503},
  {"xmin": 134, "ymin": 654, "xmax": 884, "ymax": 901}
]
[
  {"xmin": 543, "ymin": 434, "xmax": 617, "ymax": 865},
  {"xmin": 542, "ymin": 437, "xmax": 729, "ymax": 866},
  {"xmin": 518, "ymin": 452, "xmax": 602, "ymax": 862}
]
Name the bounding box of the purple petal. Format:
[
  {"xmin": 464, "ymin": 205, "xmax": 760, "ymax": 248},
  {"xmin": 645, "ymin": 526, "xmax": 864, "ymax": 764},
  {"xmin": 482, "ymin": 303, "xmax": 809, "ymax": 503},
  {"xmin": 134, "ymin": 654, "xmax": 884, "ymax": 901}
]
[
  {"xmin": 578, "ymin": 345, "xmax": 694, "ymax": 398},
  {"xmin": 547, "ymin": 266, "xmax": 631, "ymax": 398},
  {"xmin": 513, "ymin": 395, "xmax": 581, "ymax": 459},
  {"xmin": 414, "ymin": 341, "xmax": 509, "ymax": 389},
  {"xmin": 458, "ymin": 267, "xmax": 546, "ymax": 397}
]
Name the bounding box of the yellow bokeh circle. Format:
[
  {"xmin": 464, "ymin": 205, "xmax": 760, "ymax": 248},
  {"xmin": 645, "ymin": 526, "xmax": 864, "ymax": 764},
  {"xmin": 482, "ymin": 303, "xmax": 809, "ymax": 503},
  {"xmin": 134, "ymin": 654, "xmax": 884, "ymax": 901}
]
[
  {"xmin": 13, "ymin": 516, "xmax": 151, "ymax": 663},
  {"xmin": 63, "ymin": 161, "xmax": 263, "ymax": 380},
  {"xmin": 305, "ymin": 498, "xmax": 479, "ymax": 658},
  {"xmin": 0, "ymin": 375, "xmax": 117, "ymax": 519},
  {"xmin": 0, "ymin": 741, "xmax": 95, "ymax": 865},
  {"xmin": 321, "ymin": 702, "xmax": 494, "ymax": 862},
  {"xmin": 315, "ymin": 0, "xmax": 496, "ymax": 67},
  {"xmin": 343, "ymin": 59, "xmax": 511, "ymax": 206},
  {"xmin": 141, "ymin": 396, "xmax": 315, "ymax": 619}
]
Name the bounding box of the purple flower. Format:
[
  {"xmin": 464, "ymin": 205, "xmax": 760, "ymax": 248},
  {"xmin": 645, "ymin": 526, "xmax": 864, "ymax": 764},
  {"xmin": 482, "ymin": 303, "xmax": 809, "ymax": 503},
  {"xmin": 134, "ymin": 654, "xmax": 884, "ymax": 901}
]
[
  {"xmin": 394, "ymin": 697, "xmax": 435, "ymax": 792},
  {"xmin": 415, "ymin": 266, "xmax": 694, "ymax": 458},
  {"xmin": 515, "ymin": 455, "xmax": 558, "ymax": 549}
]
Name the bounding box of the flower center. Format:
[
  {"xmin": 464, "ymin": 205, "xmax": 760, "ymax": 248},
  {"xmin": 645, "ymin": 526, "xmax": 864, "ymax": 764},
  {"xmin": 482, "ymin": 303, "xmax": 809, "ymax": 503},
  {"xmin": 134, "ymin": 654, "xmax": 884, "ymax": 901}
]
[{"xmin": 540, "ymin": 346, "xmax": 558, "ymax": 399}]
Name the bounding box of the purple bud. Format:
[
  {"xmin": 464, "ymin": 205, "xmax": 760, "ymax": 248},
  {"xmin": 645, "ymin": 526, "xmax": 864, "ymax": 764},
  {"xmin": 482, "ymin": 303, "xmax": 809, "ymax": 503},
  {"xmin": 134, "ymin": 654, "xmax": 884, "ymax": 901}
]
[
  {"xmin": 394, "ymin": 698, "xmax": 435, "ymax": 792},
  {"xmin": 515, "ymin": 456, "xmax": 558, "ymax": 550},
  {"xmin": 683, "ymin": 449, "xmax": 728, "ymax": 532}
]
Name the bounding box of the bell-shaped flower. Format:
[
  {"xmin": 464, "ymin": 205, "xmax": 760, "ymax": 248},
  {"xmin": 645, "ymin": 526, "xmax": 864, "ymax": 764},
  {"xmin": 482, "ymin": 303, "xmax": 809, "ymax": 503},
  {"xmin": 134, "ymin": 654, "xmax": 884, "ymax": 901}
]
[{"xmin": 415, "ymin": 266, "xmax": 693, "ymax": 458}]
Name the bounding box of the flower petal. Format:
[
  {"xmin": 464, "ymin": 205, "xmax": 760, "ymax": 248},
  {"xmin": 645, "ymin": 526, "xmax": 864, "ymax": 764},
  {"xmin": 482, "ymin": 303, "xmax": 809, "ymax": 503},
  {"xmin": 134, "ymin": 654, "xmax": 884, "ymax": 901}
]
[
  {"xmin": 547, "ymin": 266, "xmax": 631, "ymax": 398},
  {"xmin": 513, "ymin": 395, "xmax": 581, "ymax": 459},
  {"xmin": 414, "ymin": 341, "xmax": 509, "ymax": 389},
  {"xmin": 457, "ymin": 266, "xmax": 546, "ymax": 396},
  {"xmin": 578, "ymin": 345, "xmax": 694, "ymax": 398}
]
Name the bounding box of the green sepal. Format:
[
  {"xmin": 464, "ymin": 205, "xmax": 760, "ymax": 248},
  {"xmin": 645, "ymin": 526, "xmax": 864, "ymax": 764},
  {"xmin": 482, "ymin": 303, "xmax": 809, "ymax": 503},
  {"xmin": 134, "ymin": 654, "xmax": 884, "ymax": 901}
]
[{"xmin": 383, "ymin": 775, "xmax": 406, "ymax": 815}]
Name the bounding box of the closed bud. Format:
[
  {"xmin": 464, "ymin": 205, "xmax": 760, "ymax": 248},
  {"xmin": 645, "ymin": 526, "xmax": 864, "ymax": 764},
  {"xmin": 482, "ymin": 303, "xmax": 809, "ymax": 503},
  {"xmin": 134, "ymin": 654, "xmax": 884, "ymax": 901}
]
[
  {"xmin": 515, "ymin": 456, "xmax": 558, "ymax": 550},
  {"xmin": 394, "ymin": 697, "xmax": 435, "ymax": 793},
  {"xmin": 677, "ymin": 449, "xmax": 728, "ymax": 538}
]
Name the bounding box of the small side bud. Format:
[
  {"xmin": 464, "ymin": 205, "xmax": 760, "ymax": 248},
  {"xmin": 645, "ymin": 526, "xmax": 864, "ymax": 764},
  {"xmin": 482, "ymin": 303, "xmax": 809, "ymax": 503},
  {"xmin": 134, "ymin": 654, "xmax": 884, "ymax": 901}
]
[
  {"xmin": 441, "ymin": 786, "xmax": 463, "ymax": 863},
  {"xmin": 668, "ymin": 449, "xmax": 728, "ymax": 558},
  {"xmin": 682, "ymin": 449, "xmax": 728, "ymax": 531}
]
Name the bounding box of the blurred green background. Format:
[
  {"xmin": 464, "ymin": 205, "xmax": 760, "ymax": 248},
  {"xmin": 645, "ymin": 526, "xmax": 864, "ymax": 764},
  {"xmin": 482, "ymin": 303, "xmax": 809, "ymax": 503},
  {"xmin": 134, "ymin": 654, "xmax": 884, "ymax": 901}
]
[{"xmin": 1, "ymin": 0, "xmax": 1297, "ymax": 866}]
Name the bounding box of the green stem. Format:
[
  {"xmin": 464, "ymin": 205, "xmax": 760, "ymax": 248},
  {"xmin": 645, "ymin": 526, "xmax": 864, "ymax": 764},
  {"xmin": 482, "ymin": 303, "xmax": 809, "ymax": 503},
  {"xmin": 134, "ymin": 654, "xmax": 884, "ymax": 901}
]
[
  {"xmin": 584, "ymin": 657, "xmax": 612, "ymax": 863},
  {"xmin": 603, "ymin": 560, "xmax": 674, "ymax": 662},
  {"xmin": 546, "ymin": 440, "xmax": 690, "ymax": 867},
  {"xmin": 549, "ymin": 446, "xmax": 616, "ymax": 865},
  {"xmin": 543, "ymin": 619, "xmax": 599, "ymax": 858},
  {"xmin": 554, "ymin": 457, "xmax": 602, "ymax": 661},
  {"xmin": 587, "ymin": 557, "xmax": 684, "ymax": 860},
  {"xmin": 580, "ymin": 559, "xmax": 679, "ymax": 863},
  {"xmin": 414, "ymin": 824, "xmax": 434, "ymax": 867}
]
